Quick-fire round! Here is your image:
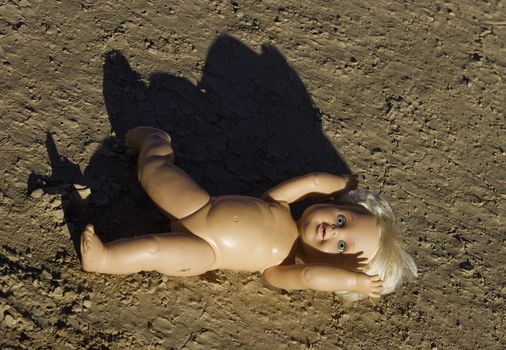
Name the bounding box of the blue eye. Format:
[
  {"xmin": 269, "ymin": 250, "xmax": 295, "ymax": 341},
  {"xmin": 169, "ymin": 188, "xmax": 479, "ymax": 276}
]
[
  {"xmin": 338, "ymin": 240, "xmax": 346, "ymax": 252},
  {"xmin": 336, "ymin": 214, "xmax": 346, "ymax": 227}
]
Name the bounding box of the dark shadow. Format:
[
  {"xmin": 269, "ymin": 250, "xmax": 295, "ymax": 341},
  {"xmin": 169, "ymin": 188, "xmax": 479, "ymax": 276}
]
[{"xmin": 28, "ymin": 34, "xmax": 351, "ymax": 253}]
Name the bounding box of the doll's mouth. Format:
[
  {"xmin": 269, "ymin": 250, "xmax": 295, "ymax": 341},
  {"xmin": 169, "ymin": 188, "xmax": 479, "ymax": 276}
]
[{"xmin": 318, "ymin": 223, "xmax": 326, "ymax": 241}]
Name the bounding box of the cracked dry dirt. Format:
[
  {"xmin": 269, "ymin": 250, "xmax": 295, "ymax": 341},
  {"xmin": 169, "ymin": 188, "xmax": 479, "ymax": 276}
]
[{"xmin": 0, "ymin": 1, "xmax": 505, "ymax": 349}]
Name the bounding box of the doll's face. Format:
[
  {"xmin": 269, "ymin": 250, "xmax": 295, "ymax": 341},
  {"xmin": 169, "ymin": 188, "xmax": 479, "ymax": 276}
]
[{"xmin": 297, "ymin": 204, "xmax": 381, "ymax": 261}]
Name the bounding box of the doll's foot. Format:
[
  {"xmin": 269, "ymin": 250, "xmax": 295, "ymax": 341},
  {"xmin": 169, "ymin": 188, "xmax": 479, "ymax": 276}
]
[
  {"xmin": 80, "ymin": 224, "xmax": 107, "ymax": 272},
  {"xmin": 126, "ymin": 127, "xmax": 171, "ymax": 156}
]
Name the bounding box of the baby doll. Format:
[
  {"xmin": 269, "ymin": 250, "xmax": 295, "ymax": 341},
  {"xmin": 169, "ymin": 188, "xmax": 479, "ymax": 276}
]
[{"xmin": 81, "ymin": 127, "xmax": 417, "ymax": 299}]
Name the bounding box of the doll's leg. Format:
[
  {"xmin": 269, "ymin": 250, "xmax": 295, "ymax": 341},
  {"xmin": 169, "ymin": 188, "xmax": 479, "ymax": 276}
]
[
  {"xmin": 81, "ymin": 224, "xmax": 215, "ymax": 276},
  {"xmin": 126, "ymin": 127, "xmax": 210, "ymax": 220}
]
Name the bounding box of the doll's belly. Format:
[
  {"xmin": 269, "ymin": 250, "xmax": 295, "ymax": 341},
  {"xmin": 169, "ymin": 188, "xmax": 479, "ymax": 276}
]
[
  {"xmin": 175, "ymin": 196, "xmax": 297, "ymax": 271},
  {"xmin": 199, "ymin": 230, "xmax": 289, "ymax": 271}
]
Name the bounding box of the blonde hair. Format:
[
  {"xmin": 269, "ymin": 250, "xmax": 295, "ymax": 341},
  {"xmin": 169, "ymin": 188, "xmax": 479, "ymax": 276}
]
[{"xmin": 336, "ymin": 189, "xmax": 417, "ymax": 301}]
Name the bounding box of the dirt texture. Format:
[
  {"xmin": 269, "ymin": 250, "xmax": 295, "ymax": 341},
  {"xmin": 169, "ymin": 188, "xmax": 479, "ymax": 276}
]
[{"xmin": 1, "ymin": 0, "xmax": 505, "ymax": 349}]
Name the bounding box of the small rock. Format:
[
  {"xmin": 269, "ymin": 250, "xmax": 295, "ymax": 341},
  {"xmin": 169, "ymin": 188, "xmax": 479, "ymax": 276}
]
[
  {"xmin": 3, "ymin": 314, "xmax": 15, "ymax": 327},
  {"xmin": 15, "ymin": 181, "xmax": 28, "ymax": 191},
  {"xmin": 83, "ymin": 299, "xmax": 92, "ymax": 309},
  {"xmin": 459, "ymin": 260, "xmax": 474, "ymax": 271},
  {"xmin": 63, "ymin": 119, "xmax": 80, "ymax": 129},
  {"xmin": 50, "ymin": 197, "xmax": 62, "ymax": 208},
  {"xmin": 0, "ymin": 304, "xmax": 11, "ymax": 318},
  {"xmin": 339, "ymin": 314, "xmax": 350, "ymax": 326},
  {"xmin": 42, "ymin": 269, "xmax": 52, "ymax": 280},
  {"xmin": 38, "ymin": 317, "xmax": 51, "ymax": 329},
  {"xmin": 465, "ymin": 193, "xmax": 482, "ymax": 204},
  {"xmin": 74, "ymin": 183, "xmax": 86, "ymax": 190},
  {"xmin": 77, "ymin": 187, "xmax": 91, "ymax": 199},
  {"xmin": 148, "ymin": 316, "xmax": 173, "ymax": 334},
  {"xmin": 72, "ymin": 304, "xmax": 83, "ymax": 313},
  {"xmin": 53, "ymin": 208, "xmax": 65, "ymax": 220},
  {"xmin": 86, "ymin": 142, "xmax": 101, "ymax": 155},
  {"xmin": 52, "ymin": 286, "xmax": 64, "ymax": 298},
  {"xmin": 63, "ymin": 289, "xmax": 77, "ymax": 299},
  {"xmin": 6, "ymin": 251, "xmax": 19, "ymax": 262},
  {"xmin": 30, "ymin": 188, "xmax": 44, "ymax": 199},
  {"xmin": 32, "ymin": 306, "xmax": 44, "ymax": 317},
  {"xmin": 370, "ymin": 146, "xmax": 383, "ymax": 154},
  {"xmin": 470, "ymin": 53, "xmax": 481, "ymax": 61}
]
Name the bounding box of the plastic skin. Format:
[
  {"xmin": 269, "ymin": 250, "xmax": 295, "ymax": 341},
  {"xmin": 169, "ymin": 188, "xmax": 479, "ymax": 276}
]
[{"xmin": 81, "ymin": 127, "xmax": 383, "ymax": 298}]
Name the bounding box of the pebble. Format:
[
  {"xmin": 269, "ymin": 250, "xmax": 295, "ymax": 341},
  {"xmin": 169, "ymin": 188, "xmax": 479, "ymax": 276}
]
[
  {"xmin": 148, "ymin": 316, "xmax": 173, "ymax": 334},
  {"xmin": 64, "ymin": 289, "xmax": 77, "ymax": 299},
  {"xmin": 63, "ymin": 341, "xmax": 76, "ymax": 350},
  {"xmin": 120, "ymin": 295, "xmax": 132, "ymax": 304},
  {"xmin": 53, "ymin": 208, "xmax": 65, "ymax": 220},
  {"xmin": 19, "ymin": 0, "xmax": 31, "ymax": 7},
  {"xmin": 30, "ymin": 188, "xmax": 44, "ymax": 199},
  {"xmin": 77, "ymin": 187, "xmax": 91, "ymax": 199},
  {"xmin": 459, "ymin": 260, "xmax": 474, "ymax": 271},
  {"xmin": 32, "ymin": 306, "xmax": 44, "ymax": 317},
  {"xmin": 339, "ymin": 314, "xmax": 351, "ymax": 326},
  {"xmin": 52, "ymin": 286, "xmax": 64, "ymax": 298},
  {"xmin": 83, "ymin": 299, "xmax": 92, "ymax": 309},
  {"xmin": 62, "ymin": 119, "xmax": 80, "ymax": 129},
  {"xmin": 6, "ymin": 251, "xmax": 19, "ymax": 262},
  {"xmin": 15, "ymin": 181, "xmax": 28, "ymax": 191},
  {"xmin": 86, "ymin": 142, "xmax": 101, "ymax": 155},
  {"xmin": 72, "ymin": 304, "xmax": 83, "ymax": 313},
  {"xmin": 42, "ymin": 269, "xmax": 52, "ymax": 280},
  {"xmin": 50, "ymin": 197, "xmax": 62, "ymax": 208},
  {"xmin": 3, "ymin": 314, "xmax": 16, "ymax": 327},
  {"xmin": 0, "ymin": 304, "xmax": 11, "ymax": 317}
]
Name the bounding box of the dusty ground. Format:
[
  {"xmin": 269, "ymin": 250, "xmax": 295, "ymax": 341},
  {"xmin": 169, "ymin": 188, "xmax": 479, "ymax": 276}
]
[{"xmin": 1, "ymin": 0, "xmax": 505, "ymax": 349}]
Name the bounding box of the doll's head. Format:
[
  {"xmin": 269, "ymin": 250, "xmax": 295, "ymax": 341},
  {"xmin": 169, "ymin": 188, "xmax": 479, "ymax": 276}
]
[
  {"xmin": 297, "ymin": 202, "xmax": 382, "ymax": 260},
  {"xmin": 298, "ymin": 189, "xmax": 417, "ymax": 300}
]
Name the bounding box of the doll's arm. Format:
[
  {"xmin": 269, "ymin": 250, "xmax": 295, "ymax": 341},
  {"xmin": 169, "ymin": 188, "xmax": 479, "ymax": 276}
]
[
  {"xmin": 261, "ymin": 173, "xmax": 357, "ymax": 204},
  {"xmin": 263, "ymin": 264, "xmax": 383, "ymax": 297}
]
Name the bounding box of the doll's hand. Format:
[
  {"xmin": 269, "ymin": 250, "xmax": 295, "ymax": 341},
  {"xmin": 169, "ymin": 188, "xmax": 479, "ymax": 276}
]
[
  {"xmin": 355, "ymin": 274, "xmax": 384, "ymax": 298},
  {"xmin": 343, "ymin": 174, "xmax": 358, "ymax": 191}
]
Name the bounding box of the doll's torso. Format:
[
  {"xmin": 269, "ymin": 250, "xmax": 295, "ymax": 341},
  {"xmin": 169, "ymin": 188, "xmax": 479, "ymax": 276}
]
[{"xmin": 171, "ymin": 195, "xmax": 299, "ymax": 272}]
